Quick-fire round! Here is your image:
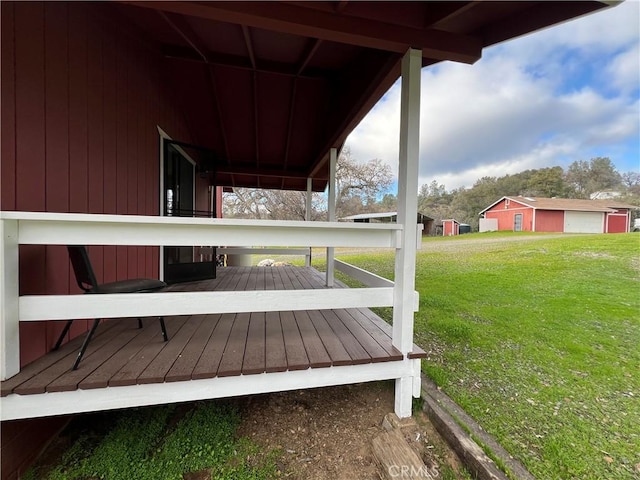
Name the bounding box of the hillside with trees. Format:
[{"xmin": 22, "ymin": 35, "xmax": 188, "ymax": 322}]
[{"xmin": 224, "ymin": 153, "xmax": 639, "ymax": 231}]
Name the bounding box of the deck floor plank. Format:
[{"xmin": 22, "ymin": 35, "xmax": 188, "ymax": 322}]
[
  {"xmin": 265, "ymin": 312, "xmax": 287, "ymax": 373},
  {"xmin": 137, "ymin": 315, "xmax": 206, "ymax": 384},
  {"xmin": 306, "ymin": 310, "xmax": 352, "ymax": 366},
  {"xmin": 294, "ymin": 310, "xmax": 332, "ymax": 368},
  {"xmin": 335, "ymin": 309, "xmax": 396, "ymax": 362},
  {"xmin": 78, "ymin": 322, "xmax": 164, "ymax": 390},
  {"xmin": 0, "ymin": 321, "xmax": 119, "ymax": 396},
  {"xmin": 217, "ymin": 313, "xmax": 251, "ymax": 377},
  {"xmin": 165, "ymin": 314, "xmax": 220, "ymax": 382},
  {"xmin": 349, "ymin": 309, "xmax": 403, "ymax": 360},
  {"xmin": 280, "ymin": 311, "xmax": 309, "ymax": 370},
  {"xmin": 242, "ymin": 312, "xmax": 266, "ymax": 375},
  {"xmin": 321, "ymin": 310, "xmax": 371, "ymax": 364},
  {"xmin": 109, "ymin": 317, "xmax": 189, "ymax": 387},
  {"xmin": 45, "ymin": 320, "xmax": 143, "ymax": 393},
  {"xmin": 13, "ymin": 321, "xmax": 131, "ymax": 395},
  {"xmin": 192, "ymin": 313, "xmax": 235, "ymax": 380}
]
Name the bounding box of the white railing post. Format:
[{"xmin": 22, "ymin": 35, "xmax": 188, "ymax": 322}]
[
  {"xmin": 305, "ymin": 177, "xmax": 312, "ymax": 267},
  {"xmin": 393, "ymin": 48, "xmax": 421, "ymax": 418},
  {"xmin": 326, "ymin": 148, "xmax": 337, "ymax": 286},
  {"xmin": 1, "ymin": 219, "xmax": 20, "ymax": 380}
]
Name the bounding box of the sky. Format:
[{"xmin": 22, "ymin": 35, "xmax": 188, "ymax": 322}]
[{"xmin": 345, "ymin": 1, "xmax": 640, "ymax": 191}]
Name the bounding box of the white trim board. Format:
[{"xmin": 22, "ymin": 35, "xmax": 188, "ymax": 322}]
[
  {"xmin": 18, "ymin": 288, "xmax": 395, "ymax": 321},
  {"xmin": 1, "ymin": 359, "xmax": 421, "ymax": 421}
]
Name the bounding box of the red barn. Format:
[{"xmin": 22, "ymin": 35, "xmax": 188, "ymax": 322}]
[{"xmin": 479, "ymin": 196, "xmax": 636, "ymax": 234}]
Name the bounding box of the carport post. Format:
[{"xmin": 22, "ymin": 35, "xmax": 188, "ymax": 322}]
[
  {"xmin": 393, "ymin": 48, "xmax": 421, "ymax": 418},
  {"xmin": 326, "ymin": 148, "xmax": 337, "ymax": 286}
]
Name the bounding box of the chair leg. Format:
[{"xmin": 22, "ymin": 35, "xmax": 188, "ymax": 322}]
[
  {"xmin": 159, "ymin": 317, "xmax": 168, "ymax": 342},
  {"xmin": 52, "ymin": 320, "xmax": 74, "ymax": 351},
  {"xmin": 138, "ymin": 318, "xmax": 143, "ymax": 329},
  {"xmin": 72, "ymin": 319, "xmax": 101, "ymax": 371}
]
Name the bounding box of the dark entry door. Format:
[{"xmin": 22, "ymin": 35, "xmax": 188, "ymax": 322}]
[{"xmin": 162, "ymin": 141, "xmax": 216, "ymax": 284}]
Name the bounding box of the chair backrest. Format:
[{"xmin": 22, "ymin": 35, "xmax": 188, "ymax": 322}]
[{"xmin": 67, "ymin": 246, "xmax": 99, "ymax": 293}]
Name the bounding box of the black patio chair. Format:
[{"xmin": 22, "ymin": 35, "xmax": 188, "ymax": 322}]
[{"xmin": 53, "ymin": 245, "xmax": 169, "ymax": 370}]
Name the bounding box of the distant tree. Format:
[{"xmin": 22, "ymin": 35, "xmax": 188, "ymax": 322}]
[
  {"xmin": 379, "ymin": 193, "xmax": 397, "ymax": 211},
  {"xmin": 334, "ymin": 147, "xmax": 393, "ymax": 218},
  {"xmin": 418, "ymin": 180, "xmax": 455, "ymax": 223},
  {"xmin": 621, "ymin": 171, "xmax": 640, "ymax": 195},
  {"xmin": 565, "ymin": 157, "xmax": 622, "ymax": 198},
  {"xmin": 526, "ymin": 166, "xmax": 567, "ymax": 197}
]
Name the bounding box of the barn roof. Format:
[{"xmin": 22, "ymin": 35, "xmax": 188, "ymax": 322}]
[
  {"xmin": 115, "ymin": 1, "xmax": 616, "ymax": 191},
  {"xmin": 480, "ymin": 196, "xmax": 638, "ymax": 215}
]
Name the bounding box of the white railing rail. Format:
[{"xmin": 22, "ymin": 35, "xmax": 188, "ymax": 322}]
[
  {"xmin": 333, "ymin": 259, "xmax": 419, "ymax": 311},
  {"xmin": 0, "ymin": 211, "xmax": 404, "ymax": 380}
]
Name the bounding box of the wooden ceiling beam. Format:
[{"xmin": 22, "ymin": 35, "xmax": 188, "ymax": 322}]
[
  {"xmin": 161, "ymin": 44, "xmax": 330, "ymax": 80},
  {"xmin": 425, "ymin": 2, "xmax": 477, "ymax": 28},
  {"xmin": 217, "ymin": 164, "xmax": 309, "ymax": 180},
  {"xmin": 122, "ymin": 1, "xmax": 482, "ymax": 64}
]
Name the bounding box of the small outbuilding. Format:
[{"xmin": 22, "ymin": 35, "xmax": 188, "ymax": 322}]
[
  {"xmin": 479, "ymin": 196, "xmax": 636, "ymax": 234},
  {"xmin": 442, "ymin": 219, "xmax": 460, "ymax": 236}
]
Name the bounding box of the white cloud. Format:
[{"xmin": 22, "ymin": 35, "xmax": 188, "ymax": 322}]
[{"xmin": 345, "ymin": 1, "xmax": 640, "ymax": 191}]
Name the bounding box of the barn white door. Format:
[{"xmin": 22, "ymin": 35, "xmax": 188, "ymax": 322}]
[{"xmin": 564, "ymin": 211, "xmax": 604, "ymax": 233}]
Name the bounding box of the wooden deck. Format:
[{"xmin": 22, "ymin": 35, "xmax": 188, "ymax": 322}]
[{"xmin": 2, "ymin": 267, "xmax": 426, "ymax": 399}]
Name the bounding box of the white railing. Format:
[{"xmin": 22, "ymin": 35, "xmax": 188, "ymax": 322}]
[{"xmin": 0, "ymin": 211, "xmax": 406, "ymax": 380}]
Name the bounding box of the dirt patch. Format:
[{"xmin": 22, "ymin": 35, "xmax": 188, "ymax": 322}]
[
  {"xmin": 235, "ymin": 381, "xmax": 467, "ymax": 479},
  {"xmin": 26, "ymin": 382, "xmax": 467, "ymax": 480}
]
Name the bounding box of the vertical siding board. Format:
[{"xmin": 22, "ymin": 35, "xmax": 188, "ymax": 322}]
[
  {"xmin": 44, "ymin": 3, "xmax": 70, "ymax": 348},
  {"xmin": 15, "ymin": 2, "xmax": 47, "ymax": 364},
  {"xmin": 102, "ymin": 27, "xmax": 118, "ymax": 284},
  {"xmin": 1, "ymin": 2, "xmax": 16, "ymax": 210},
  {"xmin": 67, "ymin": 5, "xmax": 90, "ymax": 339},
  {"xmin": 87, "ymin": 15, "xmax": 105, "ymax": 284},
  {"xmin": 115, "ymin": 30, "xmax": 129, "ymax": 279},
  {"xmin": 15, "ymin": 2, "xmax": 46, "ymax": 212},
  {"xmin": 137, "ymin": 52, "xmax": 148, "ymax": 276},
  {"xmin": 68, "ymin": 6, "xmax": 88, "ymax": 215},
  {"xmin": 145, "ymin": 57, "xmax": 161, "ymax": 276},
  {"xmin": 44, "ymin": 2, "xmax": 69, "ymax": 214},
  {"xmin": 127, "ymin": 42, "xmax": 139, "ymax": 278}
]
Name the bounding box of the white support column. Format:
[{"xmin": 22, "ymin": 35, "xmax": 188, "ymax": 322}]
[
  {"xmin": 1, "ymin": 219, "xmax": 20, "ymax": 380},
  {"xmin": 305, "ymin": 177, "xmax": 312, "ymax": 267},
  {"xmin": 326, "ymin": 148, "xmax": 337, "ymax": 286},
  {"xmin": 393, "ymin": 48, "xmax": 422, "ymax": 418}
]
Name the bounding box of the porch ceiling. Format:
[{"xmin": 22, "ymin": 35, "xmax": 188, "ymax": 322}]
[{"xmin": 116, "ymin": 1, "xmax": 612, "ymax": 191}]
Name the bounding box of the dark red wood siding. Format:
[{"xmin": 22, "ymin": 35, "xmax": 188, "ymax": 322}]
[
  {"xmin": 2, "ymin": 2, "xmax": 194, "ymax": 362},
  {"xmin": 535, "ymin": 210, "xmax": 564, "ymax": 232},
  {"xmin": 1, "ymin": 3, "xmax": 196, "ymax": 476}
]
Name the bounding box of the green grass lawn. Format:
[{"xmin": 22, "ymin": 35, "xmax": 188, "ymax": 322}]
[{"xmin": 335, "ymin": 233, "xmax": 640, "ymax": 480}]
